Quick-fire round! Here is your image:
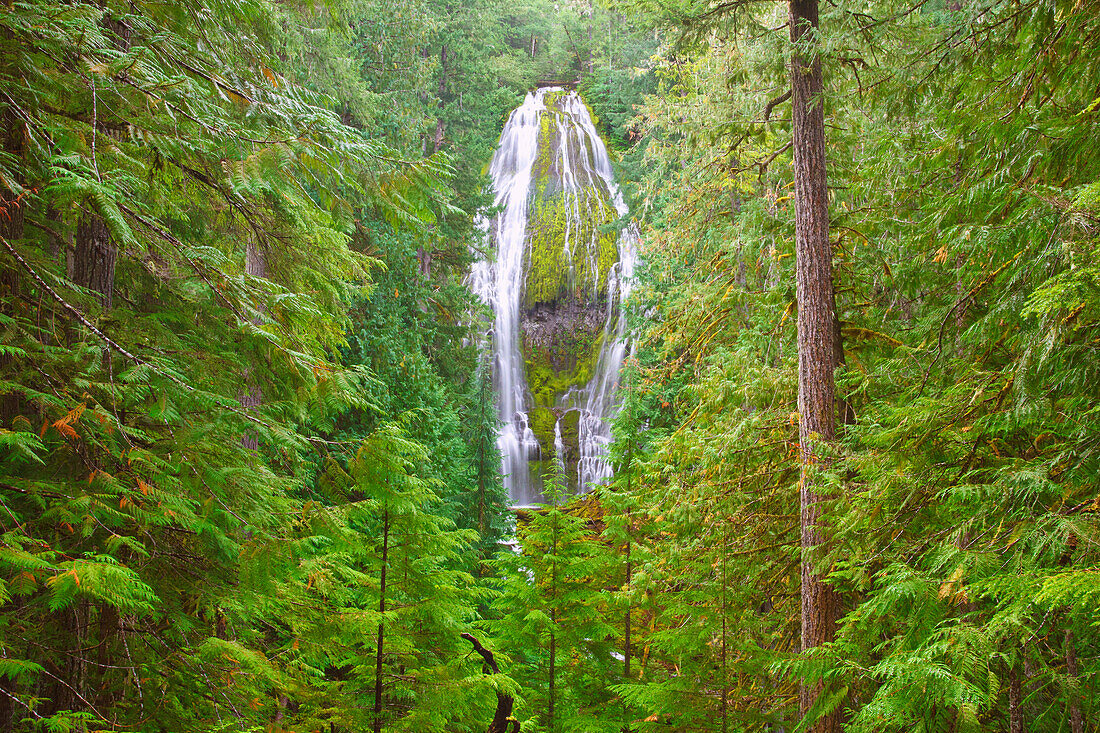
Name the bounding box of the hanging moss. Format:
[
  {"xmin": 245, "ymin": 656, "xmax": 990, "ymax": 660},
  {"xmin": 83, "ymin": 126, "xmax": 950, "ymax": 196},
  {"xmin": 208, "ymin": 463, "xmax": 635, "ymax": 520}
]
[
  {"xmin": 543, "ymin": 89, "xmax": 567, "ymax": 107},
  {"xmin": 523, "ymin": 91, "xmax": 621, "ymax": 312}
]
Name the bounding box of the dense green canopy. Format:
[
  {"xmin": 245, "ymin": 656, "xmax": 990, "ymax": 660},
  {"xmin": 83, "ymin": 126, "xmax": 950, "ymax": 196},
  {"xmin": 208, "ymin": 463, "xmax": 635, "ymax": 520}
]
[{"xmin": 1, "ymin": 0, "xmax": 1098, "ymax": 731}]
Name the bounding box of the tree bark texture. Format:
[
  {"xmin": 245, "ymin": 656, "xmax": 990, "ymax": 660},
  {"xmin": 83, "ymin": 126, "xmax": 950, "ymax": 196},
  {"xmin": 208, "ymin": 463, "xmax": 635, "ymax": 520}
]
[
  {"xmin": 434, "ymin": 45, "xmax": 448, "ymax": 153},
  {"xmin": 73, "ymin": 213, "xmax": 117, "ymax": 309},
  {"xmin": 789, "ymin": 1, "xmax": 843, "ymax": 731},
  {"xmin": 1008, "ymin": 666, "xmax": 1024, "ymax": 733},
  {"xmin": 373, "ymin": 510, "xmax": 390, "ymax": 733},
  {"xmin": 548, "ymin": 628, "xmax": 556, "ymax": 733},
  {"xmin": 548, "ymin": 519, "xmax": 558, "ymax": 733},
  {"xmin": 0, "ymin": 107, "xmax": 25, "ymax": 244},
  {"xmin": 624, "ymin": 541, "xmax": 632, "ymax": 680},
  {"xmin": 240, "ymin": 240, "xmax": 266, "ymax": 449},
  {"xmin": 0, "ymin": 106, "xmax": 26, "ymax": 426}
]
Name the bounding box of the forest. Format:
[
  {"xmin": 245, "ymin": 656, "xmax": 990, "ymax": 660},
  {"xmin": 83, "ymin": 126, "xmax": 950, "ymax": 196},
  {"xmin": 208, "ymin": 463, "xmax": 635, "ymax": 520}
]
[{"xmin": 0, "ymin": 0, "xmax": 1097, "ymax": 731}]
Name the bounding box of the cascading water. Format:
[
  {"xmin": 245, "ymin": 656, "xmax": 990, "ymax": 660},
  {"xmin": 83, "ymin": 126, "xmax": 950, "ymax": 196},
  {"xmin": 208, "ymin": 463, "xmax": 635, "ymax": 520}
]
[{"xmin": 470, "ymin": 87, "xmax": 637, "ymax": 507}]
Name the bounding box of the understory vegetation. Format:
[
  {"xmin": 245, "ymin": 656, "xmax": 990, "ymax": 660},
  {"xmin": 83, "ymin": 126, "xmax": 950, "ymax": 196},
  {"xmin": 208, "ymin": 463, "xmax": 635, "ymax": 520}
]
[{"xmin": 0, "ymin": 0, "xmax": 1097, "ymax": 732}]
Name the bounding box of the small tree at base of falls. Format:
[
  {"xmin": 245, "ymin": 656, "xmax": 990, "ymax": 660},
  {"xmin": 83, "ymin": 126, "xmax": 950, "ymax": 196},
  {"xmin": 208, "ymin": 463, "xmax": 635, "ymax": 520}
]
[
  {"xmin": 310, "ymin": 425, "xmax": 495, "ymax": 732},
  {"xmin": 488, "ymin": 463, "xmax": 623, "ymax": 733}
]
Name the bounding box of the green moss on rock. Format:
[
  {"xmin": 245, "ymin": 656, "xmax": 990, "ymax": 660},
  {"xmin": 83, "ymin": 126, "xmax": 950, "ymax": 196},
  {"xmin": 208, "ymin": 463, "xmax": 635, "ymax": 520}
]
[
  {"xmin": 517, "ymin": 89, "xmax": 623, "ymax": 486},
  {"xmin": 523, "ymin": 194, "xmax": 618, "ymax": 309},
  {"xmin": 528, "ymin": 406, "xmax": 557, "ymax": 451}
]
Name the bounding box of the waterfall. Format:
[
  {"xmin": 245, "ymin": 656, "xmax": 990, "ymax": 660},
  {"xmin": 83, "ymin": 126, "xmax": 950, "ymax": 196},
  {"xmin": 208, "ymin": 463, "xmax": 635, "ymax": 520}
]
[{"xmin": 471, "ymin": 87, "xmax": 637, "ymax": 507}]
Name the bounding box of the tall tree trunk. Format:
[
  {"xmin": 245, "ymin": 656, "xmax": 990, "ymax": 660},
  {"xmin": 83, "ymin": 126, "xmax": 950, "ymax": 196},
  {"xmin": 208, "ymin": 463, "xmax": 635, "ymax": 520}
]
[
  {"xmin": 548, "ymin": 517, "xmax": 558, "ymax": 733},
  {"xmin": 789, "ymin": 1, "xmax": 843, "ymax": 731},
  {"xmin": 587, "ymin": 14, "xmax": 594, "ymax": 75},
  {"xmin": 0, "ymin": 108, "xmax": 24, "ymax": 246},
  {"xmin": 93, "ymin": 604, "xmax": 118, "ymax": 710},
  {"xmin": 624, "ymin": 539, "xmax": 631, "ymax": 680},
  {"xmin": 720, "ymin": 529, "xmax": 729, "ymax": 733},
  {"xmin": 72, "ymin": 10, "xmax": 131, "ymax": 312},
  {"xmin": 1008, "ymin": 666, "xmax": 1024, "ymax": 733},
  {"xmin": 0, "ymin": 105, "xmax": 26, "ymax": 427},
  {"xmin": 373, "ymin": 510, "xmax": 390, "ymax": 733},
  {"xmin": 45, "ymin": 603, "xmax": 89, "ymax": 716},
  {"xmin": 1065, "ymin": 629, "xmax": 1083, "ymax": 733},
  {"xmin": 433, "ymin": 45, "xmax": 448, "ymax": 153},
  {"xmin": 477, "ymin": 366, "xmax": 491, "ymax": 546},
  {"xmin": 245, "ymin": 239, "xmax": 267, "ymax": 280},
  {"xmin": 73, "ymin": 213, "xmax": 117, "ymax": 308},
  {"xmin": 548, "ymin": 626, "xmax": 556, "ymax": 733},
  {"xmin": 460, "ymin": 633, "xmax": 515, "ymax": 733},
  {"xmin": 240, "ymin": 240, "xmax": 266, "ymax": 449}
]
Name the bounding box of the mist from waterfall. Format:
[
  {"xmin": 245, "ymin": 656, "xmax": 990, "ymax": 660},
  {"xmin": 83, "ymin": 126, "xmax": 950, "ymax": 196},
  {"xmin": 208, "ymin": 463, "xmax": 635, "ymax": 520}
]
[{"xmin": 470, "ymin": 88, "xmax": 637, "ymax": 507}]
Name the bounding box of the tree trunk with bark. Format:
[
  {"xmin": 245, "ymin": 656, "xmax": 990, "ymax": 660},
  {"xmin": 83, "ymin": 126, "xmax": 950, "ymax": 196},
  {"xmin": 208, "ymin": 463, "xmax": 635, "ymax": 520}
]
[
  {"xmin": 240, "ymin": 239, "xmax": 266, "ymax": 449},
  {"xmin": 73, "ymin": 213, "xmax": 117, "ymax": 308},
  {"xmin": 460, "ymin": 633, "xmax": 516, "ymax": 733},
  {"xmin": 1065, "ymin": 629, "xmax": 1083, "ymax": 733},
  {"xmin": 1008, "ymin": 666, "xmax": 1024, "ymax": 733},
  {"xmin": 0, "ymin": 108, "xmax": 24, "ymax": 245},
  {"xmin": 624, "ymin": 540, "xmax": 631, "ymax": 680},
  {"xmin": 547, "ymin": 626, "xmax": 556, "ymax": 733},
  {"xmin": 373, "ymin": 510, "xmax": 390, "ymax": 733},
  {"xmin": 0, "ymin": 106, "xmax": 26, "ymax": 427},
  {"xmin": 789, "ymin": 1, "xmax": 843, "ymax": 731},
  {"xmin": 434, "ymin": 44, "xmax": 448, "ymax": 153}
]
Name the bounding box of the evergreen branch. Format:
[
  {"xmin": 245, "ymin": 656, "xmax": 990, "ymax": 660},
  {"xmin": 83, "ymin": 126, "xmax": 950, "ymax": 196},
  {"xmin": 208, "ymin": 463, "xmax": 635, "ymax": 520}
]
[
  {"xmin": 763, "ymin": 90, "xmax": 791, "ymax": 121},
  {"xmin": 690, "ymin": 0, "xmax": 772, "ymax": 25},
  {"xmin": 0, "ymin": 233, "xmax": 275, "ymax": 432},
  {"xmin": 172, "ymin": 161, "xmax": 271, "ymax": 250},
  {"xmin": 757, "ymin": 141, "xmax": 793, "ymax": 175},
  {"xmin": 0, "ymin": 685, "xmax": 41, "ymax": 721},
  {"xmin": 23, "ymin": 216, "xmax": 65, "ymax": 243},
  {"xmin": 159, "ymin": 48, "xmax": 256, "ymax": 105},
  {"xmin": 0, "ymin": 481, "xmax": 67, "ymax": 500},
  {"xmin": 918, "ymin": 248, "xmax": 1025, "ymax": 396},
  {"xmin": 34, "ymin": 665, "xmax": 112, "ymax": 725},
  {"xmin": 116, "ymin": 202, "xmax": 249, "ymax": 323},
  {"xmin": 2, "ymin": 235, "xmax": 160, "ymax": 378}
]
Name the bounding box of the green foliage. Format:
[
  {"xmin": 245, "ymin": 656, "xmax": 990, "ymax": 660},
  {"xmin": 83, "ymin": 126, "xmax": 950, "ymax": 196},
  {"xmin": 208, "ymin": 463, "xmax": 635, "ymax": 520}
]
[
  {"xmin": 489, "ymin": 466, "xmax": 625, "ymax": 732},
  {"xmin": 0, "ymin": 0, "xmax": 511, "ymax": 730},
  {"xmin": 591, "ymin": 0, "xmax": 1100, "ymax": 730},
  {"xmin": 8, "ymin": 0, "xmax": 1100, "ymax": 729}
]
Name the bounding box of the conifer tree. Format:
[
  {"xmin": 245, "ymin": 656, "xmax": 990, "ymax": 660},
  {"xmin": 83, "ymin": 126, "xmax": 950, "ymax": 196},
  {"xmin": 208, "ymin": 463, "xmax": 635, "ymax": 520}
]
[
  {"xmin": 491, "ymin": 464, "xmax": 620, "ymax": 732},
  {"xmin": 787, "ymin": 0, "xmax": 844, "ymax": 729},
  {"xmin": 0, "ymin": 1, "xmax": 457, "ymax": 728}
]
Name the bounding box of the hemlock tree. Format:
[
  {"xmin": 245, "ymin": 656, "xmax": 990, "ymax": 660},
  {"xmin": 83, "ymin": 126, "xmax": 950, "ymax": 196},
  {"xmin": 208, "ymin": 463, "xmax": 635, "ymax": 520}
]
[
  {"xmin": 787, "ymin": 0, "xmax": 845, "ymax": 730},
  {"xmin": 343, "ymin": 425, "xmax": 491, "ymax": 732},
  {"xmin": 490, "ymin": 466, "xmax": 621, "ymax": 733}
]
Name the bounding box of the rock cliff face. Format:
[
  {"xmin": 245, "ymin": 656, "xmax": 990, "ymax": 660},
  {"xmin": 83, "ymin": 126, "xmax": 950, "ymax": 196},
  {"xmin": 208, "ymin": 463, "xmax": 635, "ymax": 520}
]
[{"xmin": 471, "ymin": 88, "xmax": 635, "ymax": 506}]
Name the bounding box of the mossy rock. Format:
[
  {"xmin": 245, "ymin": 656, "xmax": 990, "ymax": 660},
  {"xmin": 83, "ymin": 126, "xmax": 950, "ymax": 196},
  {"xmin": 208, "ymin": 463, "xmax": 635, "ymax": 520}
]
[
  {"xmin": 525, "ymin": 92, "xmax": 618, "ymax": 312},
  {"xmin": 523, "ymin": 193, "xmax": 619, "ymax": 309},
  {"xmin": 527, "ymin": 406, "xmax": 557, "ymax": 452},
  {"xmin": 559, "ymin": 408, "xmax": 580, "ymax": 464},
  {"xmin": 525, "ymin": 346, "xmax": 595, "ymax": 412}
]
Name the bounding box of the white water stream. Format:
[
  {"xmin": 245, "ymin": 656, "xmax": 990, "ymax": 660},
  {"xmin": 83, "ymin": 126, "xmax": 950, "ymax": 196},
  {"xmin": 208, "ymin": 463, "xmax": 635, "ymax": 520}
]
[{"xmin": 470, "ymin": 88, "xmax": 637, "ymax": 506}]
